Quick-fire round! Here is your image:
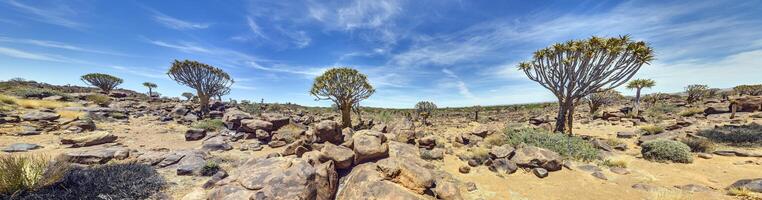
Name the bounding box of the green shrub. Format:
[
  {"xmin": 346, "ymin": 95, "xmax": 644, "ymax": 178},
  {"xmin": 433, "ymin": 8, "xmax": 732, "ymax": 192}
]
[
  {"xmin": 86, "ymin": 94, "xmax": 111, "ymax": 106},
  {"xmin": 678, "ymin": 107, "xmax": 704, "ymax": 117},
  {"xmin": 192, "ymin": 119, "xmax": 225, "ymax": 132},
  {"xmin": 698, "ymin": 123, "xmax": 762, "ymax": 147},
  {"xmin": 0, "ymin": 154, "xmax": 69, "ymax": 196},
  {"xmin": 639, "ymin": 125, "xmax": 665, "ymax": 135},
  {"xmin": 10, "ymin": 88, "xmax": 67, "ymax": 99},
  {"xmin": 680, "ymin": 137, "xmax": 715, "ymax": 153},
  {"xmin": 503, "ymin": 127, "xmax": 599, "ymax": 161},
  {"xmin": 200, "ymin": 161, "xmax": 220, "ymax": 176},
  {"xmin": 641, "ymin": 140, "xmax": 693, "ymax": 163}
]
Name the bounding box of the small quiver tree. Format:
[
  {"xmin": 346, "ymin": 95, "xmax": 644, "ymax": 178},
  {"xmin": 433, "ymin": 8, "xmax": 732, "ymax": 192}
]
[
  {"xmin": 414, "ymin": 101, "xmax": 437, "ymax": 125},
  {"xmin": 167, "ymin": 60, "xmax": 234, "ymax": 115},
  {"xmin": 685, "ymin": 84, "xmax": 709, "ymax": 104},
  {"xmin": 310, "ymin": 67, "xmax": 375, "ymax": 128},
  {"xmin": 142, "ymin": 82, "xmax": 158, "ymax": 97},
  {"xmin": 626, "ymin": 79, "xmax": 655, "ymax": 116},
  {"xmin": 181, "ymin": 92, "xmax": 195, "ymax": 101},
  {"xmin": 81, "ymin": 73, "xmax": 123, "ymax": 94},
  {"xmin": 585, "ymin": 89, "xmax": 623, "ymax": 115}
]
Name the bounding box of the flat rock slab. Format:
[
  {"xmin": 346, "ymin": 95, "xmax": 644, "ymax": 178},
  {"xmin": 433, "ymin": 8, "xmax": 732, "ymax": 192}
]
[{"xmin": 2, "ymin": 143, "xmax": 41, "ymax": 152}]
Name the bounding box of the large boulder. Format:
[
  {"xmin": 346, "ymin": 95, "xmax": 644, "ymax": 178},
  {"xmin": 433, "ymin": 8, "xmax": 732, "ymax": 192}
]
[
  {"xmin": 728, "ymin": 178, "xmax": 762, "ymax": 193},
  {"xmin": 314, "ymin": 120, "xmax": 342, "ymax": 144},
  {"xmin": 352, "ymin": 130, "xmax": 389, "ymax": 164},
  {"xmin": 511, "ymin": 145, "xmax": 563, "ymax": 171},
  {"xmin": 320, "ymin": 143, "xmax": 355, "ymax": 169},
  {"xmin": 62, "ymin": 147, "xmax": 130, "ymax": 164},
  {"xmin": 240, "ymin": 119, "xmax": 273, "ymax": 133},
  {"xmin": 376, "ymin": 157, "xmax": 434, "ymax": 194},
  {"xmin": 272, "ymin": 124, "xmax": 306, "ymax": 143},
  {"xmin": 202, "ymin": 136, "xmax": 233, "ymax": 151},
  {"xmin": 185, "ymin": 128, "xmax": 207, "ymax": 141},
  {"xmin": 336, "ymin": 164, "xmax": 426, "ymax": 200},
  {"xmin": 2, "ymin": 143, "xmax": 41, "ymax": 152},
  {"xmin": 262, "ymin": 113, "xmax": 290, "ymax": 130},
  {"xmin": 222, "ymin": 109, "xmax": 253, "ymax": 130},
  {"xmin": 176, "ymin": 150, "xmax": 209, "ymax": 176},
  {"xmin": 21, "ymin": 111, "xmax": 60, "ymax": 121},
  {"xmin": 60, "ymin": 131, "xmax": 118, "ymax": 147}
]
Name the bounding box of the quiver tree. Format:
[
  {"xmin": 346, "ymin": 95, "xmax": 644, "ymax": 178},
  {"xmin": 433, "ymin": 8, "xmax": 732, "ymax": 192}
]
[
  {"xmin": 685, "ymin": 84, "xmax": 709, "ymax": 104},
  {"xmin": 81, "ymin": 73, "xmax": 123, "ymax": 93},
  {"xmin": 473, "ymin": 105, "xmax": 483, "ymax": 121},
  {"xmin": 414, "ymin": 101, "xmax": 437, "ymax": 125},
  {"xmin": 181, "ymin": 92, "xmax": 195, "ymax": 101},
  {"xmin": 310, "ymin": 67, "xmax": 375, "ymax": 128},
  {"xmin": 626, "ymin": 79, "xmax": 655, "ymax": 116},
  {"xmin": 142, "ymin": 82, "xmax": 158, "ymax": 97},
  {"xmin": 584, "ymin": 89, "xmax": 623, "ymax": 115},
  {"xmin": 167, "ymin": 60, "xmax": 234, "ymax": 115},
  {"xmin": 518, "ymin": 36, "xmax": 654, "ymax": 134}
]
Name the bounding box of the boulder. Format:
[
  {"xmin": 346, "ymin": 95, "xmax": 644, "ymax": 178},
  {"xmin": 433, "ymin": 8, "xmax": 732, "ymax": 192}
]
[
  {"xmin": 185, "ymin": 128, "xmax": 207, "ymax": 141},
  {"xmin": 176, "ymin": 150, "xmax": 208, "ymax": 176},
  {"xmin": 16, "ymin": 126, "xmax": 41, "ymax": 136},
  {"xmin": 489, "ymin": 144, "xmax": 515, "ymax": 159},
  {"xmin": 240, "ymin": 119, "xmax": 273, "ymax": 132},
  {"xmin": 674, "ymin": 184, "xmax": 712, "ymax": 193},
  {"xmin": 592, "ymin": 139, "xmax": 613, "ymax": 152},
  {"xmin": 314, "ymin": 120, "xmax": 342, "ymax": 144},
  {"xmin": 459, "ymin": 166, "xmax": 471, "ymax": 174},
  {"xmin": 432, "ymin": 180, "xmax": 463, "ymax": 200},
  {"xmin": 352, "ymin": 130, "xmax": 389, "ymax": 164},
  {"xmin": 336, "ymin": 164, "xmax": 425, "ymax": 200},
  {"xmin": 532, "ymin": 168, "xmax": 548, "ymax": 178},
  {"xmin": 376, "ymin": 157, "xmax": 434, "ymax": 194},
  {"xmin": 60, "ymin": 131, "xmax": 118, "ymax": 147},
  {"xmin": 728, "ymin": 178, "xmax": 762, "ymax": 193},
  {"xmin": 21, "ymin": 111, "xmax": 60, "ymax": 121},
  {"xmin": 2, "ymin": 143, "xmax": 41, "ymax": 152},
  {"xmin": 202, "ymin": 136, "xmax": 233, "ymax": 151},
  {"xmin": 262, "ymin": 113, "xmax": 290, "ymax": 130},
  {"xmin": 417, "ymin": 135, "xmax": 437, "ymax": 149},
  {"xmin": 62, "ymin": 118, "xmax": 96, "ymax": 133},
  {"xmin": 320, "ymin": 143, "xmax": 355, "ymax": 169},
  {"xmin": 511, "ymin": 145, "xmax": 563, "ymax": 171},
  {"xmin": 222, "ymin": 109, "xmax": 253, "ymax": 130},
  {"xmin": 63, "ymin": 147, "xmax": 129, "ymax": 164},
  {"xmin": 419, "ymin": 148, "xmax": 444, "ymax": 160},
  {"xmin": 271, "ymin": 124, "xmax": 306, "ymax": 143},
  {"xmin": 489, "ymin": 158, "xmax": 518, "ymax": 174}
]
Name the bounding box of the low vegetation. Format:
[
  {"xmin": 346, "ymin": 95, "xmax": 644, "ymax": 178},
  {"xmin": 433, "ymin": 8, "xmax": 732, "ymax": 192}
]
[
  {"xmin": 599, "ymin": 158, "xmax": 628, "ymax": 168},
  {"xmin": 641, "ymin": 140, "xmax": 693, "ymax": 163},
  {"xmin": 678, "ymin": 107, "xmax": 704, "ymax": 117},
  {"xmin": 503, "ymin": 127, "xmax": 599, "ymax": 161},
  {"xmin": 192, "ymin": 119, "xmax": 225, "ymax": 132},
  {"xmin": 86, "ymin": 94, "xmax": 111, "ymax": 107},
  {"xmin": 56, "ymin": 110, "xmax": 86, "ymax": 119},
  {"xmin": 698, "ymin": 123, "xmax": 762, "ymax": 147},
  {"xmin": 0, "ymin": 154, "xmax": 69, "ymax": 197},
  {"xmin": 10, "ymin": 87, "xmax": 68, "ymax": 99},
  {"xmin": 680, "ymin": 137, "xmax": 716, "ymax": 153},
  {"xmin": 644, "ymin": 104, "xmax": 679, "ymax": 121},
  {"xmin": 639, "ymin": 124, "xmax": 665, "ymax": 135}
]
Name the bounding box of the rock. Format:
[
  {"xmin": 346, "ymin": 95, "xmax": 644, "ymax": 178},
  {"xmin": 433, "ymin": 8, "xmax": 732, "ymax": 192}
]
[
  {"xmin": 213, "ymin": 156, "xmax": 334, "ymax": 200},
  {"xmin": 63, "ymin": 147, "xmax": 129, "ymax": 164},
  {"xmin": 609, "ymin": 167, "xmax": 630, "ymax": 175},
  {"xmin": 674, "ymin": 184, "xmax": 712, "ymax": 192},
  {"xmin": 577, "ymin": 164, "xmax": 602, "ymax": 172},
  {"xmin": 109, "ymin": 91, "xmax": 127, "ymax": 98},
  {"xmin": 489, "ymin": 158, "xmax": 518, "ymax": 174},
  {"xmin": 592, "ymin": 139, "xmax": 613, "ymax": 152},
  {"xmin": 2, "ymin": 143, "xmax": 41, "ymax": 152},
  {"xmin": 240, "ymin": 119, "xmax": 273, "ymax": 132},
  {"xmin": 185, "ymin": 128, "xmax": 207, "ymax": 141},
  {"xmin": 432, "ymin": 180, "xmax": 463, "ymax": 200},
  {"xmin": 320, "ymin": 143, "xmax": 354, "ymax": 169},
  {"xmin": 315, "ymin": 161, "xmax": 339, "ymax": 200},
  {"xmin": 459, "ymin": 165, "xmax": 471, "ymax": 174},
  {"xmin": 697, "ymin": 153, "xmax": 713, "ymax": 159},
  {"xmin": 271, "ymin": 124, "xmax": 306, "ymax": 143},
  {"xmin": 376, "ymin": 157, "xmax": 434, "ymax": 194},
  {"xmin": 282, "ymin": 139, "xmax": 310, "ymax": 156},
  {"xmin": 466, "ymin": 182, "xmax": 477, "ymax": 191},
  {"xmin": 60, "ymin": 131, "xmax": 118, "ymax": 147},
  {"xmin": 222, "ymin": 109, "xmax": 252, "ymax": 130},
  {"xmin": 261, "ymin": 113, "xmax": 290, "ymax": 130},
  {"xmin": 176, "ymin": 150, "xmax": 208, "ymax": 176},
  {"xmin": 511, "ymin": 145, "xmax": 563, "ymax": 171},
  {"xmin": 202, "ymin": 136, "xmax": 232, "ymax": 151},
  {"xmin": 532, "ymin": 168, "xmax": 549, "ymax": 178},
  {"xmin": 16, "ymin": 126, "xmax": 41, "ymax": 136},
  {"xmin": 614, "ymin": 143, "xmax": 627, "ymax": 151},
  {"xmin": 336, "ymin": 164, "xmax": 425, "ymax": 200},
  {"xmin": 417, "ymin": 135, "xmax": 437, "ymax": 149},
  {"xmin": 42, "ymin": 95, "xmax": 64, "ymax": 101},
  {"xmin": 208, "ymin": 185, "xmax": 252, "ymax": 200},
  {"xmin": 489, "ymin": 144, "xmax": 515, "ymax": 159},
  {"xmin": 728, "ymin": 178, "xmax": 762, "ymax": 193},
  {"xmin": 352, "ymin": 130, "xmax": 389, "ymax": 164},
  {"xmin": 64, "ymin": 118, "xmax": 96, "ymax": 133},
  {"xmin": 591, "ymin": 171, "xmax": 608, "ymax": 180},
  {"xmin": 419, "ymin": 148, "xmax": 444, "ymax": 160},
  {"xmin": 21, "ymin": 111, "xmax": 60, "ymax": 121},
  {"xmin": 632, "ymin": 183, "xmax": 661, "ymax": 192},
  {"xmin": 268, "ymin": 140, "xmax": 287, "ymax": 148},
  {"xmin": 314, "ymin": 120, "xmax": 342, "ymax": 144}
]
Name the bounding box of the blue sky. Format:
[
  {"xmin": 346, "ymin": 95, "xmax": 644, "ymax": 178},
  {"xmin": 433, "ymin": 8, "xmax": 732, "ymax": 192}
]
[{"xmin": 1, "ymin": 0, "xmax": 761, "ymax": 108}]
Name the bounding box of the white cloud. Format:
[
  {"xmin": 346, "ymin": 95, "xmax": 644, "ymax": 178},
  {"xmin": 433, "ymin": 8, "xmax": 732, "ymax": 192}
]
[
  {"xmin": 0, "ymin": 36, "xmax": 128, "ymax": 56},
  {"xmin": 440, "ymin": 68, "xmax": 475, "ymax": 99},
  {"xmin": 153, "ymin": 13, "xmax": 210, "ymax": 30},
  {"xmin": 148, "ymin": 40, "xmax": 211, "ymax": 53},
  {"xmin": 4, "ymin": 0, "xmax": 83, "ymax": 28},
  {"xmin": 246, "ymin": 16, "xmax": 267, "ymax": 38},
  {"xmin": 0, "ymin": 46, "xmax": 86, "ymax": 63}
]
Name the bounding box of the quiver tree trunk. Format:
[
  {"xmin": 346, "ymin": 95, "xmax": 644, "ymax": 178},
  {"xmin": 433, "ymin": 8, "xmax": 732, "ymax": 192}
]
[
  {"xmin": 341, "ymin": 105, "xmax": 352, "ymax": 128},
  {"xmin": 633, "ymin": 88, "xmax": 642, "ymax": 116}
]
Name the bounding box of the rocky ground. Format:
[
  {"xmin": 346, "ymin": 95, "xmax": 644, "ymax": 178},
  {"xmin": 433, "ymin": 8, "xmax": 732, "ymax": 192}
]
[{"xmin": 1, "ymin": 83, "xmax": 761, "ymax": 200}]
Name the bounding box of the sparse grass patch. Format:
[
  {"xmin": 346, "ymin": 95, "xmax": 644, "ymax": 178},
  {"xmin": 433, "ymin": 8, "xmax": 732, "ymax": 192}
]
[
  {"xmin": 16, "ymin": 99, "xmax": 79, "ymax": 109},
  {"xmin": 727, "ymin": 187, "xmax": 753, "ymax": 197},
  {"xmin": 503, "ymin": 127, "xmax": 599, "ymax": 161},
  {"xmin": 57, "ymin": 110, "xmax": 85, "ymax": 119},
  {"xmin": 200, "ymin": 161, "xmax": 220, "ymax": 176},
  {"xmin": 678, "ymin": 107, "xmax": 704, "ymax": 117},
  {"xmin": 640, "ymin": 124, "xmax": 665, "ymax": 135},
  {"xmin": 0, "ymin": 94, "xmax": 17, "ymax": 105},
  {"xmin": 86, "ymin": 94, "xmax": 111, "ymax": 107},
  {"xmin": 645, "ymin": 104, "xmax": 679, "ymax": 121},
  {"xmin": 0, "ymin": 154, "xmax": 70, "ymax": 196},
  {"xmin": 457, "ymin": 147, "xmax": 490, "ymax": 164},
  {"xmin": 599, "ymin": 158, "xmax": 628, "ymax": 168},
  {"xmin": 483, "ymin": 133, "xmax": 507, "ymax": 148},
  {"xmin": 10, "ymin": 87, "xmax": 67, "ymax": 99},
  {"xmin": 680, "ymin": 137, "xmax": 715, "ymax": 153},
  {"xmin": 192, "ymin": 119, "xmax": 225, "ymax": 132},
  {"xmin": 605, "ymin": 138, "xmax": 625, "ymax": 147},
  {"xmin": 698, "ymin": 123, "xmax": 762, "ymax": 147},
  {"xmin": 641, "ymin": 140, "xmax": 693, "ymax": 163}
]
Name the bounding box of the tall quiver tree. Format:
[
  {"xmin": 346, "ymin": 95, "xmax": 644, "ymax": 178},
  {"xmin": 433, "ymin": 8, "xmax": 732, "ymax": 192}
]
[
  {"xmin": 167, "ymin": 60, "xmax": 234, "ymax": 115},
  {"xmin": 626, "ymin": 79, "xmax": 655, "ymax": 116},
  {"xmin": 414, "ymin": 101, "xmax": 437, "ymax": 125},
  {"xmin": 142, "ymin": 82, "xmax": 158, "ymax": 97},
  {"xmin": 81, "ymin": 73, "xmax": 123, "ymax": 94},
  {"xmin": 518, "ymin": 36, "xmax": 654, "ymax": 134},
  {"xmin": 310, "ymin": 67, "xmax": 375, "ymax": 128}
]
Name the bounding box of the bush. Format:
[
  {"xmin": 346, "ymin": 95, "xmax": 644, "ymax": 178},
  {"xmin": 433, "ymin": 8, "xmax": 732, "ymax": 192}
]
[
  {"xmin": 644, "ymin": 104, "xmax": 678, "ymax": 120},
  {"xmin": 641, "ymin": 140, "xmax": 693, "ymax": 163},
  {"xmin": 86, "ymin": 94, "xmax": 111, "ymax": 107},
  {"xmin": 599, "ymin": 159, "xmax": 628, "ymax": 168},
  {"xmin": 0, "ymin": 94, "xmax": 17, "ymax": 105},
  {"xmin": 0, "ymin": 154, "xmax": 69, "ymax": 196},
  {"xmin": 678, "ymin": 107, "xmax": 704, "ymax": 117},
  {"xmin": 698, "ymin": 123, "xmax": 762, "ymax": 147},
  {"xmin": 639, "ymin": 125, "xmax": 665, "ymax": 135},
  {"xmin": 10, "ymin": 88, "xmax": 67, "ymax": 99},
  {"xmin": 457, "ymin": 147, "xmax": 490, "ymax": 164},
  {"xmin": 200, "ymin": 161, "xmax": 220, "ymax": 176},
  {"xmin": 483, "ymin": 133, "xmax": 507, "ymax": 148},
  {"xmin": 503, "ymin": 127, "xmax": 599, "ymax": 161},
  {"xmin": 192, "ymin": 119, "xmax": 225, "ymax": 132},
  {"xmin": 15, "ymin": 163, "xmax": 165, "ymax": 199},
  {"xmin": 680, "ymin": 137, "xmax": 715, "ymax": 153}
]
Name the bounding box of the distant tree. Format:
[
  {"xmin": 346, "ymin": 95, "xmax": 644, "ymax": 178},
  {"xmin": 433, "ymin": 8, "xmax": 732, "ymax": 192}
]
[
  {"xmin": 472, "ymin": 105, "xmax": 483, "ymax": 121},
  {"xmin": 167, "ymin": 60, "xmax": 234, "ymax": 115},
  {"xmin": 310, "ymin": 67, "xmax": 375, "ymax": 128},
  {"xmin": 585, "ymin": 89, "xmax": 623, "ymax": 115},
  {"xmin": 626, "ymin": 79, "xmax": 655, "ymax": 116},
  {"xmin": 81, "ymin": 73, "xmax": 123, "ymax": 93},
  {"xmin": 685, "ymin": 84, "xmax": 709, "ymax": 104},
  {"xmin": 414, "ymin": 101, "xmax": 437, "ymax": 125},
  {"xmin": 142, "ymin": 82, "xmax": 158, "ymax": 97},
  {"xmin": 733, "ymin": 84, "xmax": 762, "ymax": 96},
  {"xmin": 214, "ymin": 87, "xmax": 231, "ymax": 101},
  {"xmin": 518, "ymin": 36, "xmax": 653, "ymax": 134},
  {"xmin": 642, "ymin": 92, "xmax": 665, "ymax": 107},
  {"xmin": 181, "ymin": 92, "xmax": 195, "ymax": 101}
]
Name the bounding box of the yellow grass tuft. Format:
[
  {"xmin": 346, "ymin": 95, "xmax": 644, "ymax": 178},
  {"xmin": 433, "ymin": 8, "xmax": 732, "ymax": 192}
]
[
  {"xmin": 600, "ymin": 158, "xmax": 628, "ymax": 168},
  {"xmin": 57, "ymin": 110, "xmax": 85, "ymax": 119},
  {"xmin": 16, "ymin": 99, "xmax": 80, "ymax": 109},
  {"xmin": 0, "ymin": 94, "xmax": 17, "ymax": 105},
  {"xmin": 649, "ymin": 189, "xmax": 689, "ymax": 200},
  {"xmin": 728, "ymin": 187, "xmax": 753, "ymax": 197}
]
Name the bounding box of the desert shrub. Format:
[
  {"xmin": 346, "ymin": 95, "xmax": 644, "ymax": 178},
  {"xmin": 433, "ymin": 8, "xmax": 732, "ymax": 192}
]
[
  {"xmin": 0, "ymin": 94, "xmax": 17, "ymax": 105},
  {"xmin": 641, "ymin": 140, "xmax": 693, "ymax": 163},
  {"xmin": 599, "ymin": 159, "xmax": 628, "ymax": 168},
  {"xmin": 457, "ymin": 147, "xmax": 490, "ymax": 164},
  {"xmin": 680, "ymin": 137, "xmax": 715, "ymax": 153},
  {"xmin": 483, "ymin": 134, "xmax": 508, "ymax": 148},
  {"xmin": 200, "ymin": 161, "xmax": 220, "ymax": 176},
  {"xmin": 605, "ymin": 138, "xmax": 625, "ymax": 147},
  {"xmin": 644, "ymin": 104, "xmax": 679, "ymax": 120},
  {"xmin": 375, "ymin": 110, "xmax": 393, "ymax": 124},
  {"xmin": 639, "ymin": 125, "xmax": 665, "ymax": 135},
  {"xmin": 192, "ymin": 119, "xmax": 225, "ymax": 132},
  {"xmin": 10, "ymin": 88, "xmax": 66, "ymax": 99},
  {"xmin": 16, "ymin": 163, "xmax": 165, "ymax": 199},
  {"xmin": 685, "ymin": 84, "xmax": 709, "ymax": 104},
  {"xmin": 0, "ymin": 154, "xmax": 69, "ymax": 197},
  {"xmin": 86, "ymin": 94, "xmax": 111, "ymax": 107},
  {"xmin": 678, "ymin": 107, "xmax": 704, "ymax": 117},
  {"xmin": 503, "ymin": 127, "xmax": 598, "ymax": 161},
  {"xmin": 698, "ymin": 123, "xmax": 762, "ymax": 147}
]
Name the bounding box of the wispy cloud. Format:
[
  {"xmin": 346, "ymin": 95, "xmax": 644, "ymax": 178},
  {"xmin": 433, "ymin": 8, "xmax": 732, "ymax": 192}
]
[
  {"xmin": 0, "ymin": 46, "xmax": 86, "ymax": 63},
  {"xmin": 246, "ymin": 16, "xmax": 267, "ymax": 39},
  {"xmin": 441, "ymin": 68, "xmax": 475, "ymax": 99},
  {"xmin": 147, "ymin": 40, "xmax": 211, "ymax": 53},
  {"xmin": 0, "ymin": 36, "xmax": 129, "ymax": 56},
  {"xmin": 4, "ymin": 0, "xmax": 83, "ymax": 28},
  {"xmin": 150, "ymin": 10, "xmax": 210, "ymax": 30}
]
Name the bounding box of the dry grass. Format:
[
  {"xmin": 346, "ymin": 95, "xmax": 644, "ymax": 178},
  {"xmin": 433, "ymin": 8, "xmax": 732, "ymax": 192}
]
[
  {"xmin": 728, "ymin": 187, "xmax": 753, "ymax": 197},
  {"xmin": 57, "ymin": 110, "xmax": 85, "ymax": 119},
  {"xmin": 649, "ymin": 189, "xmax": 689, "ymax": 200},
  {"xmin": 0, "ymin": 94, "xmax": 17, "ymax": 105},
  {"xmin": 16, "ymin": 99, "xmax": 79, "ymax": 109},
  {"xmin": 599, "ymin": 158, "xmax": 628, "ymax": 168},
  {"xmin": 640, "ymin": 124, "xmax": 665, "ymax": 135},
  {"xmin": 678, "ymin": 107, "xmax": 704, "ymax": 117},
  {"xmin": 0, "ymin": 154, "xmax": 69, "ymax": 196}
]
